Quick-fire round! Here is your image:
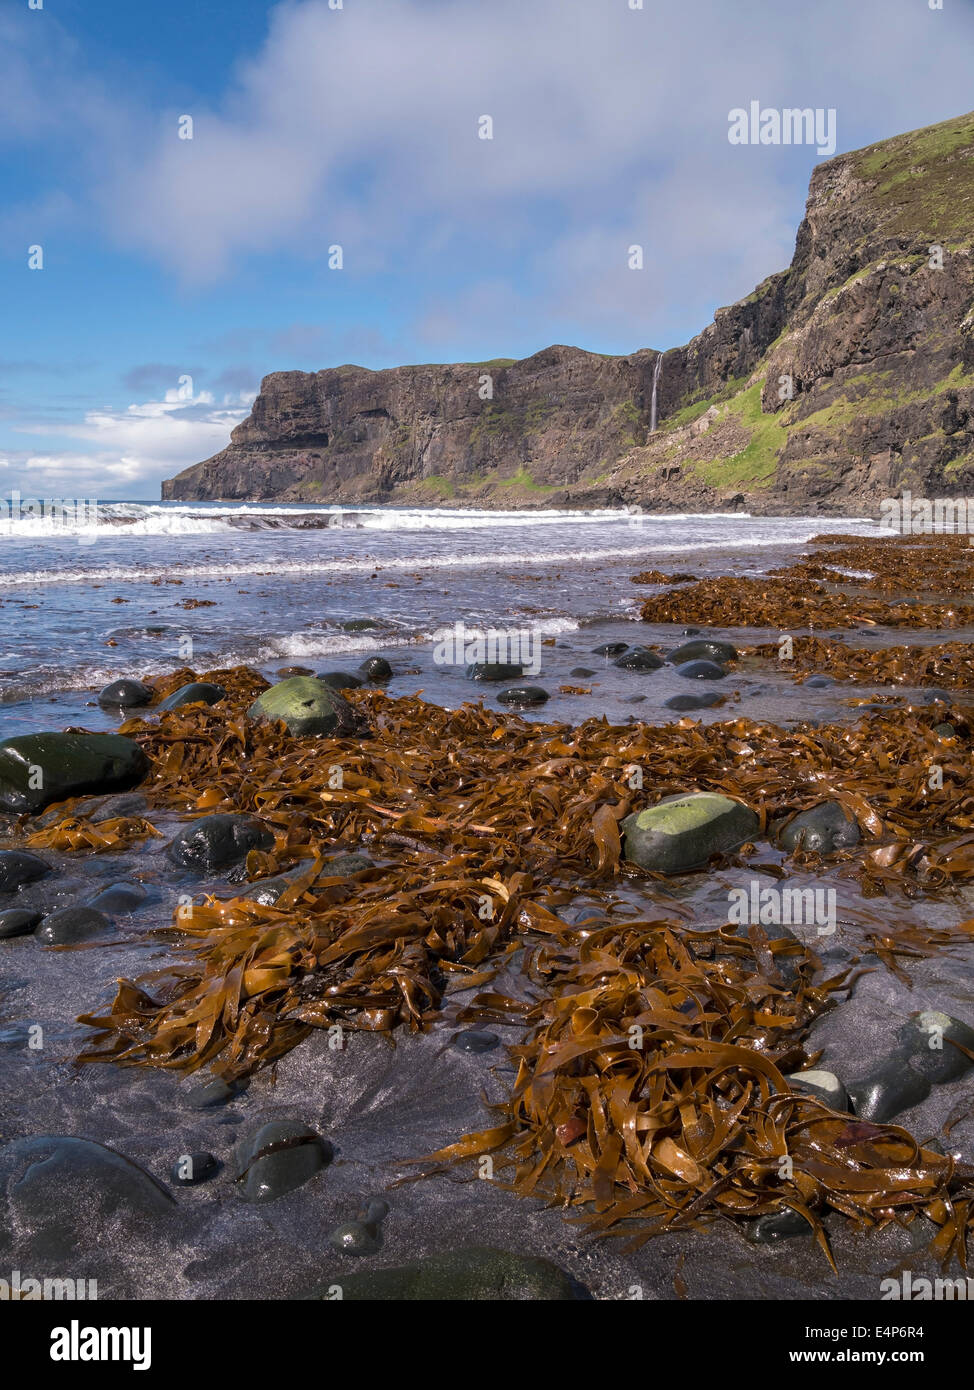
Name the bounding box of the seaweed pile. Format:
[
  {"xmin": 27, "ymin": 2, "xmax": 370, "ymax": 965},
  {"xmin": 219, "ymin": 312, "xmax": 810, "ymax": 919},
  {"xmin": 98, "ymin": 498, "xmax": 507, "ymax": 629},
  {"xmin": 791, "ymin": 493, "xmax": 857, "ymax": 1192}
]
[
  {"xmin": 31, "ymin": 666, "xmax": 972, "ymax": 1262},
  {"xmin": 747, "ymin": 636, "xmax": 974, "ymax": 689},
  {"xmin": 636, "ymin": 532, "xmax": 974, "ymax": 630}
]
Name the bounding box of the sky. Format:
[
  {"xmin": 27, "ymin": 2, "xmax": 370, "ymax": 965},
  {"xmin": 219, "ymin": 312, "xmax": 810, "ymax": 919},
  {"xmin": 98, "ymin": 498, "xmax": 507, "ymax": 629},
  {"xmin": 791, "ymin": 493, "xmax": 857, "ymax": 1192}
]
[{"xmin": 2, "ymin": 0, "xmax": 974, "ymax": 500}]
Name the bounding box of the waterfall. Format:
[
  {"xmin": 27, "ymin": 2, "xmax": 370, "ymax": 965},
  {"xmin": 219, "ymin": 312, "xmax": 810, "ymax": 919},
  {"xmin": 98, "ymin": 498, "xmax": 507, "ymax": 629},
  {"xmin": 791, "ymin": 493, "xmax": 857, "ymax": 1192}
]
[{"xmin": 649, "ymin": 351, "xmax": 663, "ymax": 434}]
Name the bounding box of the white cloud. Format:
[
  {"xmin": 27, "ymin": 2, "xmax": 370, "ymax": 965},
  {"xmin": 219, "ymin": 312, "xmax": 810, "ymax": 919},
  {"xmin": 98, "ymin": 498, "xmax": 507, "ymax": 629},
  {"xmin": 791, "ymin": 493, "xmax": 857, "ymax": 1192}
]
[{"xmin": 1, "ymin": 390, "xmax": 253, "ymax": 498}]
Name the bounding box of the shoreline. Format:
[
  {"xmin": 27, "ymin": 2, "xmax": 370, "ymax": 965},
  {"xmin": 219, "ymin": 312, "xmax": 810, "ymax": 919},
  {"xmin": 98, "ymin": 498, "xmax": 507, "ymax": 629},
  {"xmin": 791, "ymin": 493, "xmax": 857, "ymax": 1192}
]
[{"xmin": 1, "ymin": 529, "xmax": 973, "ymax": 1300}]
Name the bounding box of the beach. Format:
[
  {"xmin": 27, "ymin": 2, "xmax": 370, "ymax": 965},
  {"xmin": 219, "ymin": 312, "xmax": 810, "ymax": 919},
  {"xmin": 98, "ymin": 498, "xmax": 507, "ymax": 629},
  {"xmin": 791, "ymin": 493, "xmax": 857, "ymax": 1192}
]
[{"xmin": 1, "ymin": 507, "xmax": 973, "ymax": 1301}]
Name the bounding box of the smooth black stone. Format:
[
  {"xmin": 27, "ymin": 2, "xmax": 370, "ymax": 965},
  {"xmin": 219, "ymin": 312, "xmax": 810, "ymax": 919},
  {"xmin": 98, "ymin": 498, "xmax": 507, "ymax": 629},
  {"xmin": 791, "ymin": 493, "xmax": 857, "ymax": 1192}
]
[
  {"xmin": 847, "ymin": 1065, "xmax": 931, "ymax": 1122},
  {"xmin": 340, "ymin": 619, "xmax": 379, "ymax": 631},
  {"xmin": 682, "ymin": 628, "xmax": 701, "ymax": 636},
  {"xmin": 496, "ymin": 686, "xmax": 549, "ymax": 706},
  {"xmin": 170, "ymin": 1151, "xmax": 220, "ymax": 1186},
  {"xmin": 803, "ymin": 674, "xmax": 833, "ymax": 689},
  {"xmin": 181, "ymin": 1077, "xmax": 239, "ymax": 1109},
  {"xmin": 0, "ymin": 908, "xmax": 42, "ymax": 939},
  {"xmin": 322, "ymin": 853, "xmax": 373, "ymax": 876},
  {"xmin": 612, "ymin": 646, "xmax": 664, "ymax": 671},
  {"xmin": 0, "ymin": 849, "xmax": 50, "ymax": 893},
  {"xmin": 896, "ymin": 1010, "xmax": 974, "ymax": 1086},
  {"xmin": 932, "ymin": 722, "xmax": 956, "ymax": 738},
  {"xmin": 87, "ymin": 882, "xmax": 149, "ymax": 914},
  {"xmin": 452, "ymin": 1029, "xmax": 500, "ymax": 1053},
  {"xmin": 569, "ymin": 667, "xmax": 596, "ymax": 678},
  {"xmin": 676, "ymin": 659, "xmax": 726, "ymax": 680},
  {"xmin": 668, "ymin": 639, "xmax": 738, "ymax": 665},
  {"xmin": 328, "ymin": 1221, "xmax": 382, "ymax": 1256},
  {"xmin": 466, "ymin": 662, "xmax": 524, "ymax": 682},
  {"xmin": 0, "ymin": 732, "xmax": 148, "ymax": 814},
  {"xmin": 235, "ymin": 1120, "xmax": 329, "ymax": 1203},
  {"xmin": 749, "ymin": 1209, "xmax": 812, "ymax": 1243},
  {"xmin": 167, "ymin": 813, "xmax": 274, "ymax": 874},
  {"xmin": 779, "ymin": 801, "xmax": 860, "ymax": 854},
  {"xmin": 359, "ymin": 656, "xmax": 392, "ymax": 681},
  {"xmin": 315, "ymin": 671, "xmax": 364, "ymax": 691},
  {"xmin": 158, "ymin": 681, "xmax": 226, "ymax": 711},
  {"xmin": 299, "ymin": 1248, "xmax": 583, "ymax": 1301},
  {"xmin": 590, "ymin": 643, "xmax": 628, "ymax": 657},
  {"xmin": 664, "ymin": 692, "xmax": 722, "ymax": 711},
  {"xmin": 36, "ymin": 907, "xmax": 113, "ymax": 945},
  {"xmin": 97, "ymin": 678, "xmax": 153, "ymax": 708}
]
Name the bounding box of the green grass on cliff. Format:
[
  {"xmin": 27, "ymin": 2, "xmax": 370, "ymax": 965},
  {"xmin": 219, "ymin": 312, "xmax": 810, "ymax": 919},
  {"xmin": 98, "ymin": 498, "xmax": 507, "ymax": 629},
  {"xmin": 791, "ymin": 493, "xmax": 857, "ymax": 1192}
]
[
  {"xmin": 690, "ymin": 382, "xmax": 789, "ymax": 487},
  {"xmin": 855, "ymin": 110, "xmax": 974, "ymax": 243}
]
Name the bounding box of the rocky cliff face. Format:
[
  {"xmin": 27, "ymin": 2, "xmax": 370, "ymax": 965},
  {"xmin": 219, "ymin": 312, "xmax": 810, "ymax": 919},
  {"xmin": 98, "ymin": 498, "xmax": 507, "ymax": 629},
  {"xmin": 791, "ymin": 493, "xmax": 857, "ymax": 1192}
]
[{"xmin": 164, "ymin": 110, "xmax": 974, "ymax": 513}]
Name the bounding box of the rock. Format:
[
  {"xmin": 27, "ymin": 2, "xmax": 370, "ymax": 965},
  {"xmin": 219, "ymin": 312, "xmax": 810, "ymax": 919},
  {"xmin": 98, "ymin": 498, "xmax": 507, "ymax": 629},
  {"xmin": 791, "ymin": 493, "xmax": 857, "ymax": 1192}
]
[
  {"xmin": 613, "ymin": 646, "xmax": 664, "ymax": 671},
  {"xmin": 803, "ymin": 674, "xmax": 833, "ymax": 689},
  {"xmin": 235, "ymin": 1120, "xmax": 329, "ymax": 1203},
  {"xmin": 664, "ymin": 692, "xmax": 722, "ymax": 711},
  {"xmin": 668, "ymin": 639, "xmax": 738, "ymax": 665},
  {"xmin": 158, "ymin": 681, "xmax": 226, "ymax": 711},
  {"xmin": 0, "ymin": 908, "xmax": 42, "ymax": 939},
  {"xmin": 591, "ymin": 643, "xmax": 628, "ymax": 657},
  {"xmin": 167, "ymin": 813, "xmax": 274, "ymax": 874},
  {"xmin": 181, "ymin": 1077, "xmax": 239, "ymax": 1110},
  {"xmin": 779, "ymin": 802, "xmax": 860, "ymax": 854},
  {"xmin": 0, "ymin": 1136, "xmax": 174, "ymax": 1257},
  {"xmin": 359, "ymin": 656, "xmax": 393, "ymax": 681},
  {"xmin": 569, "ymin": 667, "xmax": 596, "ymax": 678},
  {"xmin": 247, "ymin": 677, "xmax": 359, "ymax": 737},
  {"xmin": 87, "ymin": 882, "xmax": 149, "ymax": 914},
  {"xmin": 897, "ymin": 1010, "xmax": 974, "ymax": 1086},
  {"xmin": 0, "ymin": 849, "xmax": 50, "ymax": 893},
  {"xmin": 36, "ymin": 907, "xmax": 113, "ymax": 945},
  {"xmin": 748, "ymin": 1209, "xmax": 812, "ymax": 1243},
  {"xmin": 97, "ymin": 678, "xmax": 153, "ymax": 708},
  {"xmin": 786, "ymin": 1069, "xmax": 849, "ymax": 1111},
  {"xmin": 847, "ymin": 1064, "xmax": 931, "ymax": 1123},
  {"xmin": 276, "ymin": 666, "xmax": 313, "ymax": 677},
  {"xmin": 497, "ymin": 686, "xmax": 549, "ymax": 706},
  {"xmin": 933, "ymin": 722, "xmax": 956, "ymax": 738},
  {"xmin": 322, "ymin": 853, "xmax": 373, "ymax": 877},
  {"xmin": 0, "ymin": 732, "xmax": 148, "ymax": 814},
  {"xmin": 452, "ymin": 1029, "xmax": 500, "ymax": 1053},
  {"xmin": 90, "ymin": 792, "xmax": 149, "ymax": 823},
  {"xmin": 315, "ymin": 671, "xmax": 364, "ymax": 691},
  {"xmin": 329, "ymin": 1220, "xmax": 382, "ymax": 1256},
  {"xmin": 466, "ymin": 662, "xmax": 524, "ymax": 681},
  {"xmin": 621, "ymin": 792, "xmax": 759, "ymax": 874},
  {"xmin": 676, "ymin": 660, "xmax": 726, "ymax": 680},
  {"xmin": 300, "ymin": 1247, "xmax": 583, "ymax": 1301},
  {"xmin": 170, "ymin": 1152, "xmax": 220, "ymax": 1186},
  {"xmin": 340, "ymin": 619, "xmax": 378, "ymax": 632}
]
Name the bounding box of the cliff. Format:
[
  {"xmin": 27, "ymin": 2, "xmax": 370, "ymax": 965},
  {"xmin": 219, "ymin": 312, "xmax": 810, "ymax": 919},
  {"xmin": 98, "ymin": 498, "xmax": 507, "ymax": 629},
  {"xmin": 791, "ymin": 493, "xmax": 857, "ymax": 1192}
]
[{"xmin": 164, "ymin": 110, "xmax": 974, "ymax": 513}]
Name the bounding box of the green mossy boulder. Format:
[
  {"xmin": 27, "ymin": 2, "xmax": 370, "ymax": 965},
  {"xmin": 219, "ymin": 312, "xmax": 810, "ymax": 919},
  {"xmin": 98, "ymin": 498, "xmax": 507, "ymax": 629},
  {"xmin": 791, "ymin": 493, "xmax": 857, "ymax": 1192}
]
[
  {"xmin": 247, "ymin": 677, "xmax": 358, "ymax": 737},
  {"xmin": 621, "ymin": 792, "xmax": 759, "ymax": 874}
]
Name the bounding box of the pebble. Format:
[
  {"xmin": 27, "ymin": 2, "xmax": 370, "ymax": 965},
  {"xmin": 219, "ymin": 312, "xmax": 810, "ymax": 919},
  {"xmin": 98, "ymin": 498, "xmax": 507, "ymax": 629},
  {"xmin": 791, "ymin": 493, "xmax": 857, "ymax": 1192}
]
[
  {"xmin": 170, "ymin": 1151, "xmax": 220, "ymax": 1186},
  {"xmin": 36, "ymin": 907, "xmax": 113, "ymax": 945},
  {"xmin": 452, "ymin": 1029, "xmax": 500, "ymax": 1053}
]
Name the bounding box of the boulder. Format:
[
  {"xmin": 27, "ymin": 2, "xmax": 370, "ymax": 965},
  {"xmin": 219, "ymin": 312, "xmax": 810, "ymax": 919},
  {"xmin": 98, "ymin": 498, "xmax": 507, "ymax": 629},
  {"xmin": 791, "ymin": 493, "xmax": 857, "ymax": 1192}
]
[
  {"xmin": 621, "ymin": 792, "xmax": 759, "ymax": 874},
  {"xmin": 158, "ymin": 681, "xmax": 226, "ymax": 711},
  {"xmin": 315, "ymin": 671, "xmax": 364, "ymax": 691},
  {"xmin": 613, "ymin": 646, "xmax": 664, "ymax": 672},
  {"xmin": 668, "ymin": 639, "xmax": 738, "ymax": 665},
  {"xmin": 0, "ymin": 732, "xmax": 148, "ymax": 814},
  {"xmin": 97, "ymin": 678, "xmax": 153, "ymax": 708},
  {"xmin": 497, "ymin": 686, "xmax": 549, "ymax": 706},
  {"xmin": 466, "ymin": 662, "xmax": 524, "ymax": 681},
  {"xmin": 0, "ymin": 908, "xmax": 42, "ymax": 939},
  {"xmin": 359, "ymin": 657, "xmax": 392, "ymax": 681},
  {"xmin": 247, "ymin": 677, "xmax": 358, "ymax": 737},
  {"xmin": 786, "ymin": 1069, "xmax": 849, "ymax": 1111},
  {"xmin": 591, "ymin": 643, "xmax": 628, "ymax": 657},
  {"xmin": 36, "ymin": 907, "xmax": 113, "ymax": 945},
  {"xmin": 167, "ymin": 813, "xmax": 274, "ymax": 874},
  {"xmin": 235, "ymin": 1120, "xmax": 329, "ymax": 1203},
  {"xmin": 779, "ymin": 802, "xmax": 860, "ymax": 854},
  {"xmin": 676, "ymin": 659, "xmax": 726, "ymax": 680},
  {"xmin": 0, "ymin": 849, "xmax": 50, "ymax": 893},
  {"xmin": 664, "ymin": 692, "xmax": 722, "ymax": 711}
]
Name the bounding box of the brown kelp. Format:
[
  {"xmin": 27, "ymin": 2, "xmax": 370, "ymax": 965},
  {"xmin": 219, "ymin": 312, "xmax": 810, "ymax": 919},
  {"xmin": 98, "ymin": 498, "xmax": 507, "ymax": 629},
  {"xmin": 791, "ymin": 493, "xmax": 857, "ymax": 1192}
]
[{"xmin": 25, "ymin": 664, "xmax": 969, "ymax": 1261}]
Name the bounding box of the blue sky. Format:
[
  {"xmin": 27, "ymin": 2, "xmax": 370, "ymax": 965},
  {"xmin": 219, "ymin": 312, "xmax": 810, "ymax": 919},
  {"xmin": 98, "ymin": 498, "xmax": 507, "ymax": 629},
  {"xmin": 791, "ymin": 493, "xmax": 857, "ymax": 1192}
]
[{"xmin": 2, "ymin": 0, "xmax": 974, "ymax": 499}]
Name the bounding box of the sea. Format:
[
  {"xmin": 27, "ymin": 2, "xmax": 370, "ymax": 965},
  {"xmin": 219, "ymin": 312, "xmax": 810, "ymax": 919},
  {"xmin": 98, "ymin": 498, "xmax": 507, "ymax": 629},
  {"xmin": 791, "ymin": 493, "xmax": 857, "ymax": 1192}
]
[{"xmin": 0, "ymin": 501, "xmax": 885, "ymax": 736}]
